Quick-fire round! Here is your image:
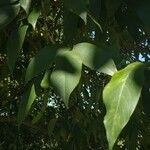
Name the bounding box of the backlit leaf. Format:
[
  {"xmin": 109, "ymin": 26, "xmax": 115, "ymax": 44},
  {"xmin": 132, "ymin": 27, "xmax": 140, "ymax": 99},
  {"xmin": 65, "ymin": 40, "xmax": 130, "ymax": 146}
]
[{"xmin": 103, "ymin": 62, "xmax": 145, "ymax": 150}]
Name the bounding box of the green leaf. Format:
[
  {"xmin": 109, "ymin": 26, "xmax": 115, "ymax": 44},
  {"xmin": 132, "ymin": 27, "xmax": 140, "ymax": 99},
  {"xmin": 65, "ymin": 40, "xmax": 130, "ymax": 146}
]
[
  {"xmin": 0, "ymin": 2, "xmax": 20, "ymax": 30},
  {"xmin": 103, "ymin": 62, "xmax": 145, "ymax": 150},
  {"xmin": 50, "ymin": 51, "xmax": 82, "ymax": 107},
  {"xmin": 32, "ymin": 91, "xmax": 49, "ymax": 124},
  {"xmin": 73, "ymin": 42, "xmax": 117, "ymax": 76},
  {"xmin": 7, "ymin": 25, "xmax": 28, "ymax": 72},
  {"xmin": 25, "ymin": 45, "xmax": 67, "ymax": 83},
  {"xmin": 17, "ymin": 84, "xmax": 36, "ymax": 124},
  {"xmin": 64, "ymin": 0, "xmax": 88, "ymax": 24},
  {"xmin": 40, "ymin": 70, "xmax": 51, "ymax": 89},
  {"xmin": 20, "ymin": 0, "xmax": 31, "ymax": 14},
  {"xmin": 27, "ymin": 8, "xmax": 41, "ymax": 29},
  {"xmin": 136, "ymin": 0, "xmax": 150, "ymax": 26},
  {"xmin": 48, "ymin": 118, "xmax": 57, "ymax": 136},
  {"xmin": 64, "ymin": 10, "xmax": 78, "ymax": 44}
]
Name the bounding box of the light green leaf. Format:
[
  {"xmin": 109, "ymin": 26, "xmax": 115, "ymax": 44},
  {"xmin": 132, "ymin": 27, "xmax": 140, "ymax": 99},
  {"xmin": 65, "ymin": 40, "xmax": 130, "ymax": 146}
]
[
  {"xmin": 28, "ymin": 8, "xmax": 41, "ymax": 29},
  {"xmin": 50, "ymin": 51, "xmax": 82, "ymax": 107},
  {"xmin": 25, "ymin": 45, "xmax": 68, "ymax": 83},
  {"xmin": 73, "ymin": 42, "xmax": 117, "ymax": 76},
  {"xmin": 40, "ymin": 70, "xmax": 51, "ymax": 89},
  {"xmin": 17, "ymin": 84, "xmax": 36, "ymax": 124},
  {"xmin": 0, "ymin": 2, "xmax": 20, "ymax": 30},
  {"xmin": 103, "ymin": 62, "xmax": 145, "ymax": 150},
  {"xmin": 64, "ymin": 0, "xmax": 88, "ymax": 24},
  {"xmin": 20, "ymin": 0, "xmax": 31, "ymax": 14},
  {"xmin": 7, "ymin": 25, "xmax": 28, "ymax": 72}
]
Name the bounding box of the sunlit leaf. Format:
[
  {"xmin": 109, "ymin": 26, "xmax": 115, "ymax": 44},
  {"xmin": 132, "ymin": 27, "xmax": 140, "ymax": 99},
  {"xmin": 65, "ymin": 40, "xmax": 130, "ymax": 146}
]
[
  {"xmin": 50, "ymin": 51, "xmax": 82, "ymax": 107},
  {"xmin": 17, "ymin": 84, "xmax": 36, "ymax": 124},
  {"xmin": 73, "ymin": 42, "xmax": 117, "ymax": 76},
  {"xmin": 28, "ymin": 8, "xmax": 41, "ymax": 29},
  {"xmin": 103, "ymin": 62, "xmax": 145, "ymax": 150},
  {"xmin": 0, "ymin": 1, "xmax": 20, "ymax": 30},
  {"xmin": 20, "ymin": 0, "xmax": 31, "ymax": 14},
  {"xmin": 7, "ymin": 25, "xmax": 28, "ymax": 72}
]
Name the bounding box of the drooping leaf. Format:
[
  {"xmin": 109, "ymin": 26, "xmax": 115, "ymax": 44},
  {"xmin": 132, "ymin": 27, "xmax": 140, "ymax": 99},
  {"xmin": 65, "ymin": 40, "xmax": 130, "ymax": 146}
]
[
  {"xmin": 48, "ymin": 118, "xmax": 57, "ymax": 136},
  {"xmin": 64, "ymin": 0, "xmax": 88, "ymax": 24},
  {"xmin": 50, "ymin": 51, "xmax": 82, "ymax": 107},
  {"xmin": 28, "ymin": 8, "xmax": 41, "ymax": 29},
  {"xmin": 7, "ymin": 25, "xmax": 28, "ymax": 72},
  {"xmin": 20, "ymin": 0, "xmax": 31, "ymax": 14},
  {"xmin": 0, "ymin": 1, "xmax": 20, "ymax": 30},
  {"xmin": 25, "ymin": 45, "xmax": 68, "ymax": 83},
  {"xmin": 17, "ymin": 84, "xmax": 36, "ymax": 125},
  {"xmin": 73, "ymin": 42, "xmax": 117, "ymax": 76},
  {"xmin": 103, "ymin": 62, "xmax": 145, "ymax": 150}
]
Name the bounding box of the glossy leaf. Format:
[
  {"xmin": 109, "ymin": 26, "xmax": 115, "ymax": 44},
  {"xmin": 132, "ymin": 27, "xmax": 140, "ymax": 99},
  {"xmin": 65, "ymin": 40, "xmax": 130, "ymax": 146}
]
[
  {"xmin": 7, "ymin": 25, "xmax": 28, "ymax": 72},
  {"xmin": 25, "ymin": 45, "xmax": 68, "ymax": 83},
  {"xmin": 20, "ymin": 0, "xmax": 31, "ymax": 14},
  {"xmin": 28, "ymin": 8, "xmax": 41, "ymax": 29},
  {"xmin": 103, "ymin": 62, "xmax": 145, "ymax": 150},
  {"xmin": 64, "ymin": 0, "xmax": 88, "ymax": 23},
  {"xmin": 50, "ymin": 51, "xmax": 82, "ymax": 107},
  {"xmin": 73, "ymin": 42, "xmax": 117, "ymax": 76},
  {"xmin": 0, "ymin": 1, "xmax": 20, "ymax": 30},
  {"xmin": 17, "ymin": 84, "xmax": 36, "ymax": 124}
]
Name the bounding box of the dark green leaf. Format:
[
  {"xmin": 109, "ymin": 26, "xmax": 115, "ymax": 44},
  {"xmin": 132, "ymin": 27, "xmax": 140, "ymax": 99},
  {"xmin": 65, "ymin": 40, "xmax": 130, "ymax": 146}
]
[
  {"xmin": 32, "ymin": 92, "xmax": 49, "ymax": 124},
  {"xmin": 64, "ymin": 0, "xmax": 88, "ymax": 23},
  {"xmin": 48, "ymin": 118, "xmax": 57, "ymax": 136},
  {"xmin": 7, "ymin": 25, "xmax": 28, "ymax": 72},
  {"xmin": 0, "ymin": 2, "xmax": 20, "ymax": 30},
  {"xmin": 25, "ymin": 45, "xmax": 68, "ymax": 83},
  {"xmin": 17, "ymin": 84, "xmax": 36, "ymax": 125},
  {"xmin": 73, "ymin": 42, "xmax": 117, "ymax": 75},
  {"xmin": 50, "ymin": 51, "xmax": 82, "ymax": 107},
  {"xmin": 103, "ymin": 62, "xmax": 145, "ymax": 150}
]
